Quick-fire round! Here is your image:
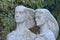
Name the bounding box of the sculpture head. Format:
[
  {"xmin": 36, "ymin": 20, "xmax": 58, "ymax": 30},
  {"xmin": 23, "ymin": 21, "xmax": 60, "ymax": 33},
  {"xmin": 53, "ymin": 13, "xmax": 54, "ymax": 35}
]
[
  {"xmin": 15, "ymin": 5, "xmax": 27, "ymax": 23},
  {"xmin": 35, "ymin": 9, "xmax": 59, "ymax": 39},
  {"xmin": 35, "ymin": 9, "xmax": 49, "ymax": 26},
  {"xmin": 15, "ymin": 5, "xmax": 35, "ymax": 28}
]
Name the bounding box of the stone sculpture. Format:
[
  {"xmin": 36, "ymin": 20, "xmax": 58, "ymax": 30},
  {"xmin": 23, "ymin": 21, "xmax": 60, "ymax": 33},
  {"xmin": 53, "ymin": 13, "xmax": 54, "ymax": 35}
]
[
  {"xmin": 35, "ymin": 9, "xmax": 59, "ymax": 39},
  {"xmin": 7, "ymin": 5, "xmax": 37, "ymax": 40},
  {"xmin": 7, "ymin": 5, "xmax": 59, "ymax": 40}
]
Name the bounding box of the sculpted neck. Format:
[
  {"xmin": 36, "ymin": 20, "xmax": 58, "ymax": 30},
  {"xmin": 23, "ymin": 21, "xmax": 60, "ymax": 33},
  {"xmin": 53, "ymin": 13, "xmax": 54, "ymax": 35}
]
[
  {"xmin": 15, "ymin": 22, "xmax": 28, "ymax": 34},
  {"xmin": 40, "ymin": 22, "xmax": 49, "ymax": 34}
]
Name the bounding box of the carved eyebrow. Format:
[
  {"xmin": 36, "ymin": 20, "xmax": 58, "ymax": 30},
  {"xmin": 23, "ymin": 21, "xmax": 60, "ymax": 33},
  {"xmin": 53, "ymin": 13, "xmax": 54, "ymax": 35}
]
[{"xmin": 15, "ymin": 11, "xmax": 24, "ymax": 14}]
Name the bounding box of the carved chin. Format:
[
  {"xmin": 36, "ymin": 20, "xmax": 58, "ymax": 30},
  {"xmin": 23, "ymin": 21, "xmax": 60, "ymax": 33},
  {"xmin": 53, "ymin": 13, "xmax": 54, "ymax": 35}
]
[{"xmin": 15, "ymin": 20, "xmax": 25, "ymax": 23}]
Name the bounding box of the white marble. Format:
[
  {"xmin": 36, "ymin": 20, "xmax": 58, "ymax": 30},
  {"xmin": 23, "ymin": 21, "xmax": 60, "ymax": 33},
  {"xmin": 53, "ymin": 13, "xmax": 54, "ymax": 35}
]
[
  {"xmin": 35, "ymin": 9, "xmax": 59, "ymax": 39},
  {"xmin": 7, "ymin": 5, "xmax": 59, "ymax": 40},
  {"xmin": 7, "ymin": 5, "xmax": 36, "ymax": 40}
]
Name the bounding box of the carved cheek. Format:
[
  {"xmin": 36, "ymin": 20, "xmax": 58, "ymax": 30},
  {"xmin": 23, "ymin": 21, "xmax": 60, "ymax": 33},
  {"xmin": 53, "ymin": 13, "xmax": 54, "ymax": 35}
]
[
  {"xmin": 21, "ymin": 14, "xmax": 25, "ymax": 19},
  {"xmin": 35, "ymin": 16, "xmax": 40, "ymax": 21},
  {"xmin": 35, "ymin": 18, "xmax": 39, "ymax": 24},
  {"xmin": 15, "ymin": 14, "xmax": 19, "ymax": 20}
]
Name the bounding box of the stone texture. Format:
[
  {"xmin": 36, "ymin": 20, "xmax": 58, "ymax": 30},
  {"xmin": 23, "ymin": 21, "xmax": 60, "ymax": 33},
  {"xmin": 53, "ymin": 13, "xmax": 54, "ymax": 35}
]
[
  {"xmin": 35, "ymin": 9, "xmax": 59, "ymax": 39},
  {"xmin": 7, "ymin": 6, "xmax": 59, "ymax": 40}
]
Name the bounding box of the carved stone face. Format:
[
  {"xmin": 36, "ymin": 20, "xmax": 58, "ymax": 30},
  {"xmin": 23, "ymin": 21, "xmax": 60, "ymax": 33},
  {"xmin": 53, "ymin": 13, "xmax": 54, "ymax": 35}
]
[
  {"xmin": 15, "ymin": 6, "xmax": 26, "ymax": 23},
  {"xmin": 15, "ymin": 11, "xmax": 26, "ymax": 23},
  {"xmin": 35, "ymin": 10, "xmax": 46, "ymax": 26}
]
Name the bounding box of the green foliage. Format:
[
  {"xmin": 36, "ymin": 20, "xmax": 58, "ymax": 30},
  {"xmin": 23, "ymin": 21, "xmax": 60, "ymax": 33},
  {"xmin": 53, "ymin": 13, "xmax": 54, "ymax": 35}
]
[{"xmin": 0, "ymin": 0, "xmax": 60, "ymax": 40}]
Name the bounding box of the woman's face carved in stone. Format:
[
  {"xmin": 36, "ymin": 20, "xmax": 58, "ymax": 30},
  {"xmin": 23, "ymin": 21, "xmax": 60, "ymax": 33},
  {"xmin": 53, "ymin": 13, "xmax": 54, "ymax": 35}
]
[
  {"xmin": 15, "ymin": 9, "xmax": 25, "ymax": 23},
  {"xmin": 35, "ymin": 11, "xmax": 46, "ymax": 26}
]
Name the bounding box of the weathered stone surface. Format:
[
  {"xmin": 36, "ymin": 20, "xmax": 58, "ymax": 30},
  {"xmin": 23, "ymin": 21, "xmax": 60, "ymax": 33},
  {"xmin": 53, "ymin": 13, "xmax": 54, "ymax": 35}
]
[
  {"xmin": 35, "ymin": 9, "xmax": 59, "ymax": 39},
  {"xmin": 7, "ymin": 5, "xmax": 36, "ymax": 40},
  {"xmin": 7, "ymin": 6, "xmax": 59, "ymax": 40}
]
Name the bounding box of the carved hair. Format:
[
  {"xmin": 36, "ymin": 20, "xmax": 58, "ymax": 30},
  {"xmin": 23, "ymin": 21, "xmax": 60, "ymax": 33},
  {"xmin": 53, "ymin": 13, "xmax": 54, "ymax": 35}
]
[
  {"xmin": 24, "ymin": 8, "xmax": 35, "ymax": 28},
  {"xmin": 15, "ymin": 5, "xmax": 27, "ymax": 12}
]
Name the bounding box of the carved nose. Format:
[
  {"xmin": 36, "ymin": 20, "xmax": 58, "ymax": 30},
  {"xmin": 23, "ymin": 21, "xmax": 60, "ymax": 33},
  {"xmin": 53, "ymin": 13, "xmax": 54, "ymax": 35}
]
[{"xmin": 15, "ymin": 13, "xmax": 19, "ymax": 17}]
